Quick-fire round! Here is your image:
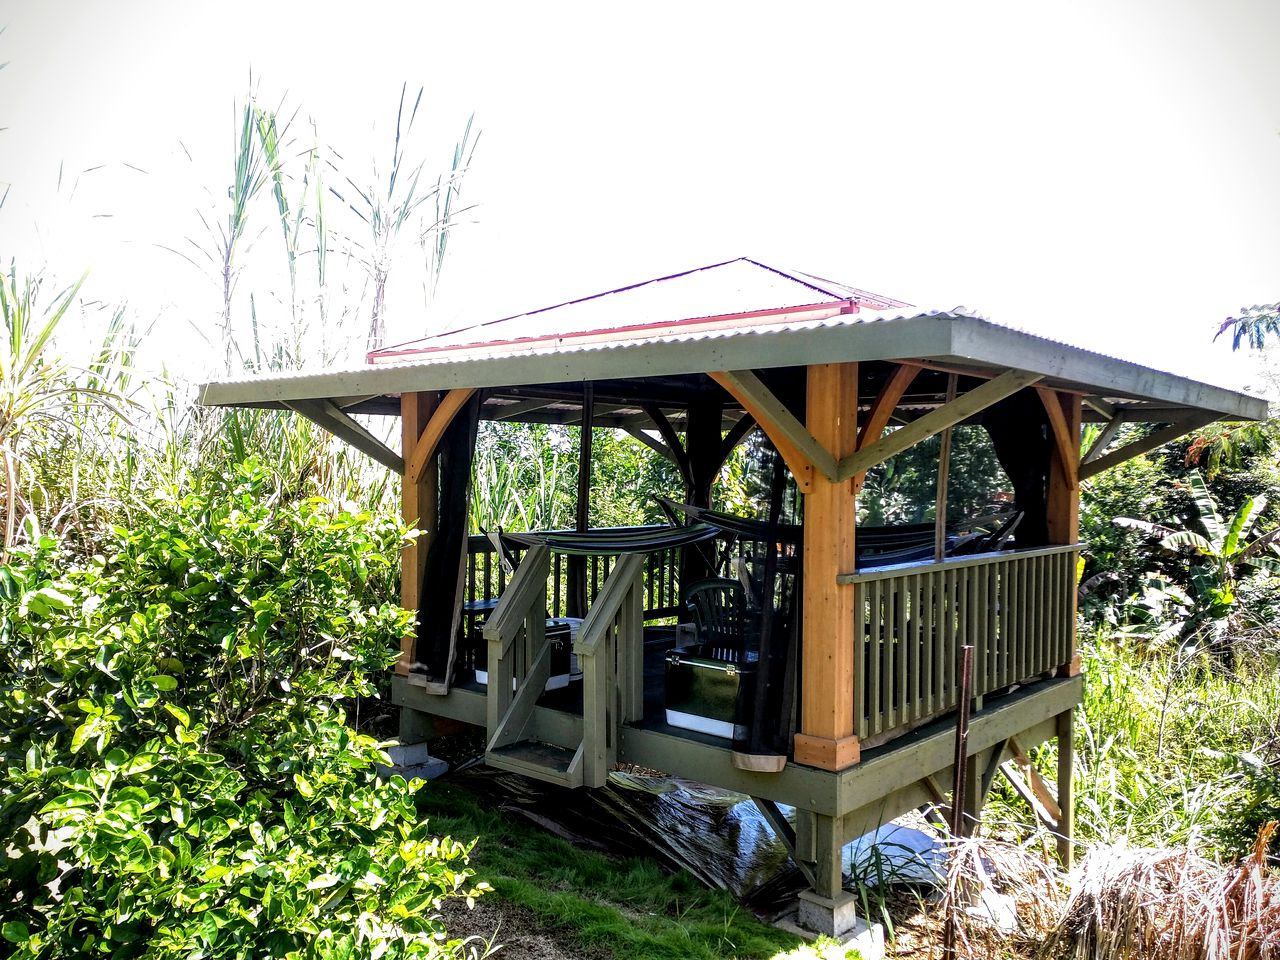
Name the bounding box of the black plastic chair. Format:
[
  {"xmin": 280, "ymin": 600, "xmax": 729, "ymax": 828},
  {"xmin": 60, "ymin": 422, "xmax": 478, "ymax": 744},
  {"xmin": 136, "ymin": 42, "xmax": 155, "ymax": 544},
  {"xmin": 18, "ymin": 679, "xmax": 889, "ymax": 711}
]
[{"xmin": 685, "ymin": 578, "xmax": 748, "ymax": 661}]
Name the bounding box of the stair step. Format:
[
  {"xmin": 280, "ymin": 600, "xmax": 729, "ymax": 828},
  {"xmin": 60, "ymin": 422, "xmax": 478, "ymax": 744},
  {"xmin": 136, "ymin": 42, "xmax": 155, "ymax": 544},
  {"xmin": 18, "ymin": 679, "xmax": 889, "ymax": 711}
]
[{"xmin": 487, "ymin": 739, "xmax": 584, "ymax": 788}]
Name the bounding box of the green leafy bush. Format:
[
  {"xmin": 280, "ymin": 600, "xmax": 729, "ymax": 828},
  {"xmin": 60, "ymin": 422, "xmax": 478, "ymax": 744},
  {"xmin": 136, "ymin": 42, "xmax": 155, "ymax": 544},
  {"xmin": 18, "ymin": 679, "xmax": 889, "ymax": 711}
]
[{"xmin": 0, "ymin": 461, "xmax": 485, "ymax": 959}]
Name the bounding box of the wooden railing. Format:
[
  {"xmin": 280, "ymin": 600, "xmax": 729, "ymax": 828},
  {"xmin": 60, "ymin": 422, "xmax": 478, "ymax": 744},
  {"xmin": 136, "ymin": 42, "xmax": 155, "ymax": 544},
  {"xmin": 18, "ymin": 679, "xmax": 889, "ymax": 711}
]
[
  {"xmin": 838, "ymin": 545, "xmax": 1080, "ymax": 744},
  {"xmin": 575, "ymin": 552, "xmax": 646, "ymax": 787},
  {"xmin": 464, "ymin": 526, "xmax": 794, "ymax": 622},
  {"xmin": 480, "ymin": 547, "xmax": 572, "ymax": 758},
  {"xmin": 466, "ymin": 528, "xmax": 681, "ymax": 620}
]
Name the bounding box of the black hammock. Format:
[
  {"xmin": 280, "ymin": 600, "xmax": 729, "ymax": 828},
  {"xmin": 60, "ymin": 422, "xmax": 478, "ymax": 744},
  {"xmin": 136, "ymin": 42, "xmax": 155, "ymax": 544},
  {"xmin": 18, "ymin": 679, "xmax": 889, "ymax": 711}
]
[{"xmin": 503, "ymin": 522, "xmax": 722, "ymax": 556}]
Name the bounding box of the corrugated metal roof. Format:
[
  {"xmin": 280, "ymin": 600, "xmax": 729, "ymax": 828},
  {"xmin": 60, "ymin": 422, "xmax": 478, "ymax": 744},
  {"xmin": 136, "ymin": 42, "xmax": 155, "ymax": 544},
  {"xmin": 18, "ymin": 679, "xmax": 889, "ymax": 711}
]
[
  {"xmin": 370, "ymin": 257, "xmax": 910, "ymax": 361},
  {"xmin": 197, "ymin": 259, "xmax": 1268, "ymax": 422}
]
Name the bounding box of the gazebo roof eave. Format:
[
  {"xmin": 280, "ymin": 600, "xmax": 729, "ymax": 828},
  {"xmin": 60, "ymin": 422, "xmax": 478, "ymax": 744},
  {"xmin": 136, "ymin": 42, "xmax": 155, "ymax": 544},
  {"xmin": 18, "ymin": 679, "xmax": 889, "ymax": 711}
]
[{"xmin": 198, "ymin": 308, "xmax": 1268, "ymax": 424}]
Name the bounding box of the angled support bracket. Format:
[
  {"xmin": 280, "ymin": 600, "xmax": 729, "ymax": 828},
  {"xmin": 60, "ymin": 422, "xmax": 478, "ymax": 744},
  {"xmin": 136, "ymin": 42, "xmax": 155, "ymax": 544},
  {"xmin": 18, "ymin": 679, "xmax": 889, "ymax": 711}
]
[
  {"xmin": 708, "ymin": 370, "xmax": 838, "ymax": 489},
  {"xmin": 286, "ymin": 398, "xmax": 404, "ymax": 474},
  {"xmin": 1037, "ymin": 387, "xmax": 1078, "ymax": 485},
  {"xmin": 1082, "ymin": 414, "xmax": 1125, "ymax": 465},
  {"xmin": 406, "ymin": 388, "xmax": 477, "ymax": 485},
  {"xmin": 639, "ymin": 402, "xmax": 694, "ymax": 488},
  {"xmin": 858, "ymin": 362, "xmax": 921, "ymax": 449},
  {"xmin": 752, "ymin": 797, "xmax": 817, "ymax": 888},
  {"xmin": 622, "ymin": 424, "xmax": 676, "ymax": 463},
  {"xmin": 719, "ymin": 413, "xmax": 758, "ymax": 461},
  {"xmin": 835, "ymin": 370, "xmax": 1044, "ymax": 482},
  {"xmin": 1078, "ymin": 412, "xmax": 1218, "ymax": 481}
]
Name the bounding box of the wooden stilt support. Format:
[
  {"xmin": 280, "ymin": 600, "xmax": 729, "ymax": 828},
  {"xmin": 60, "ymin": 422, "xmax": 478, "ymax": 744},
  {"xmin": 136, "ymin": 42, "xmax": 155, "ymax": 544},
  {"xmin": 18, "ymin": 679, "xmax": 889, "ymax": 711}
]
[{"xmin": 1056, "ymin": 709, "xmax": 1074, "ymax": 867}]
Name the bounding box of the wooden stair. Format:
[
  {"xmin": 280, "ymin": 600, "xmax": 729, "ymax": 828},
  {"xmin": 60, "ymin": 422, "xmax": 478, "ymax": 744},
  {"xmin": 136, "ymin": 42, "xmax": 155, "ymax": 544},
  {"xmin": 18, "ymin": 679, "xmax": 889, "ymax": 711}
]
[
  {"xmin": 487, "ymin": 740, "xmax": 585, "ymax": 788},
  {"xmin": 482, "ymin": 549, "xmax": 646, "ymax": 791}
]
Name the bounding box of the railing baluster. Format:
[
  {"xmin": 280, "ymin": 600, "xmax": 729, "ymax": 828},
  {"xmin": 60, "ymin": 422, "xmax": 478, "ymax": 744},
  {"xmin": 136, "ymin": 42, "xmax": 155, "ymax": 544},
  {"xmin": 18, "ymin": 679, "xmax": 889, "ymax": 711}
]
[
  {"xmin": 1037, "ymin": 554, "xmax": 1047, "ymax": 676},
  {"xmin": 901, "ymin": 576, "xmax": 911, "ymax": 727},
  {"xmin": 854, "ymin": 585, "xmax": 867, "ymax": 739},
  {"xmin": 869, "ymin": 579, "xmax": 882, "ymax": 737},
  {"xmin": 911, "ymin": 576, "xmax": 921, "ymax": 727},
  {"xmin": 934, "ymin": 571, "xmax": 946, "ymax": 712},
  {"xmin": 922, "ymin": 570, "xmax": 935, "ymax": 718}
]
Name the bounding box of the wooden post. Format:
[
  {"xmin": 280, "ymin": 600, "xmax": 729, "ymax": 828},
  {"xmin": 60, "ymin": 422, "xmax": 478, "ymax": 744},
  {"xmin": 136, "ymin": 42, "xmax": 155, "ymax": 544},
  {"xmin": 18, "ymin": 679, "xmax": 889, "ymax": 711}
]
[
  {"xmin": 399, "ymin": 391, "xmax": 438, "ymax": 676},
  {"xmin": 1046, "ymin": 392, "xmax": 1082, "ymax": 677},
  {"xmin": 793, "ymin": 363, "xmax": 861, "ymax": 771},
  {"xmin": 569, "ymin": 383, "xmax": 594, "ymax": 618},
  {"xmin": 680, "ymin": 396, "xmax": 724, "ymax": 594},
  {"xmin": 1056, "ymin": 708, "xmax": 1074, "ymax": 867},
  {"xmin": 934, "ymin": 374, "xmax": 958, "ymax": 560}
]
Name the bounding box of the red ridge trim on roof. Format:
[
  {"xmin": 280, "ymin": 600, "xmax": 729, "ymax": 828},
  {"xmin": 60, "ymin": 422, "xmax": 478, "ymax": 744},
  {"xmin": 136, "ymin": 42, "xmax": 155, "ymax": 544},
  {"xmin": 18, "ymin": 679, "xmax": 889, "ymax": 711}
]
[{"xmin": 368, "ymin": 300, "xmax": 859, "ymax": 363}]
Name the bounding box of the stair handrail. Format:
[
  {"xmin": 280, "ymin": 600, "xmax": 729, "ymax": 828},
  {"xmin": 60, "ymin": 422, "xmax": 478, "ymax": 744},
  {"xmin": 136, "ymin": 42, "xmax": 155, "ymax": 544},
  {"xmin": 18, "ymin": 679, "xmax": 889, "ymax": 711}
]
[
  {"xmin": 575, "ymin": 552, "xmax": 645, "ymax": 656},
  {"xmin": 482, "ymin": 543, "xmax": 550, "ymax": 654},
  {"xmin": 574, "ymin": 551, "xmax": 646, "ymax": 788}
]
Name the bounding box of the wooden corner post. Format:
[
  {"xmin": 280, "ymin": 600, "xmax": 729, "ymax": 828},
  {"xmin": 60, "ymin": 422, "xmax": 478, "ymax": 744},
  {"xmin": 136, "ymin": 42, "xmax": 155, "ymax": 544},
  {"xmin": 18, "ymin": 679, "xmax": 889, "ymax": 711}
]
[
  {"xmin": 1043, "ymin": 390, "xmax": 1082, "ymax": 677},
  {"xmin": 793, "ymin": 363, "xmax": 861, "ymax": 770},
  {"xmin": 399, "ymin": 391, "xmax": 439, "ymax": 676}
]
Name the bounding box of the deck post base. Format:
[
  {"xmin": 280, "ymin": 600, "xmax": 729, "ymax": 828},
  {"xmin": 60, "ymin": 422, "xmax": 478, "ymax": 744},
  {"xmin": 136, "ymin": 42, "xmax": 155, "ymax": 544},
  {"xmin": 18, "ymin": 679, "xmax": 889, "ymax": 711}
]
[
  {"xmin": 795, "ymin": 891, "xmax": 884, "ymax": 954},
  {"xmin": 399, "ymin": 706, "xmax": 435, "ymax": 745},
  {"xmin": 375, "ymin": 741, "xmax": 448, "ymax": 781},
  {"xmin": 793, "ymin": 733, "xmax": 860, "ymax": 770}
]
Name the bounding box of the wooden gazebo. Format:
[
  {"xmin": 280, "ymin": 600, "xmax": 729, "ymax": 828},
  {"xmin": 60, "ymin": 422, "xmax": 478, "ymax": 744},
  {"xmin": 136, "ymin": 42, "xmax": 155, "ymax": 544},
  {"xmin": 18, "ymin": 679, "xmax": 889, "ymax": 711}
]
[{"xmin": 200, "ymin": 258, "xmax": 1265, "ymax": 937}]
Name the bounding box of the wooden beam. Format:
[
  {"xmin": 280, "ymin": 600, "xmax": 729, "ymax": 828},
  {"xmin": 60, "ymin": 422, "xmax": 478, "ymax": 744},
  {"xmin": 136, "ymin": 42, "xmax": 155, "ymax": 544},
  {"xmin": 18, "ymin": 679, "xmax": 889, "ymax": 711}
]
[
  {"xmin": 708, "ymin": 369, "xmax": 837, "ymax": 489},
  {"xmin": 1007, "ymin": 736, "xmax": 1062, "ymax": 822},
  {"xmin": 487, "ymin": 398, "xmax": 556, "ymax": 421},
  {"xmin": 836, "ymin": 370, "xmax": 1044, "ymax": 482},
  {"xmin": 1083, "ymin": 395, "xmax": 1117, "ymax": 420},
  {"xmin": 793, "ymin": 362, "xmax": 861, "ymax": 771},
  {"xmin": 622, "ymin": 425, "xmax": 674, "ymax": 463},
  {"xmin": 858, "ymin": 363, "xmax": 921, "ymax": 448},
  {"xmin": 398, "ymin": 392, "xmax": 438, "ymax": 676},
  {"xmin": 1083, "ymin": 414, "xmax": 1124, "ymax": 464},
  {"xmin": 1038, "ymin": 387, "xmax": 1078, "ymax": 486},
  {"xmin": 286, "ymin": 399, "xmax": 404, "ymax": 474},
  {"xmin": 1078, "ymin": 413, "xmax": 1217, "ymax": 481},
  {"xmin": 405, "ymin": 388, "xmax": 476, "ymax": 485}
]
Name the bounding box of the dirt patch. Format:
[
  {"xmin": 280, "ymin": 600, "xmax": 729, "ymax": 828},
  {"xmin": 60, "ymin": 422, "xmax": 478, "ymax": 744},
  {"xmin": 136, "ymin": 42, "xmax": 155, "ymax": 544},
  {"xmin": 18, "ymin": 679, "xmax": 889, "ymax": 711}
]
[{"xmin": 439, "ymin": 898, "xmax": 599, "ymax": 960}]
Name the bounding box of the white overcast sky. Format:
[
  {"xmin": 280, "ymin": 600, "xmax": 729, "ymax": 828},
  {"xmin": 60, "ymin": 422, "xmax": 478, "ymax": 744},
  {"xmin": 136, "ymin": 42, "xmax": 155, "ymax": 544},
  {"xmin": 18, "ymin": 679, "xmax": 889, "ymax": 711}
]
[{"xmin": 3, "ymin": 0, "xmax": 1279, "ymax": 392}]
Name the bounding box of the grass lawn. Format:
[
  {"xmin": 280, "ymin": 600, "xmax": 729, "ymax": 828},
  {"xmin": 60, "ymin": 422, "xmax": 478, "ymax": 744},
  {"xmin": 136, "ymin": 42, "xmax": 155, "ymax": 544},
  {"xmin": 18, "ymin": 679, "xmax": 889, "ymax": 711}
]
[{"xmin": 417, "ymin": 780, "xmax": 863, "ymax": 959}]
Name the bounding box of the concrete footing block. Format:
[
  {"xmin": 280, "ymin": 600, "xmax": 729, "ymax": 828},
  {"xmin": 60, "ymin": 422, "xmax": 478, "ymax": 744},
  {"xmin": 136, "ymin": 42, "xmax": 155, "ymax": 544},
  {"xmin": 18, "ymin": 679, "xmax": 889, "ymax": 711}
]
[
  {"xmin": 376, "ymin": 741, "xmax": 448, "ymax": 781},
  {"xmin": 788, "ymin": 891, "xmax": 885, "ymax": 959}
]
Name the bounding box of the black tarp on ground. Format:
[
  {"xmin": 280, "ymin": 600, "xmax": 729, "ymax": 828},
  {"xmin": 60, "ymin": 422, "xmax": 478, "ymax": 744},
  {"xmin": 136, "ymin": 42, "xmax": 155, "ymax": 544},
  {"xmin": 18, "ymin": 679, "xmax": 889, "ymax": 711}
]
[{"xmin": 448, "ymin": 763, "xmax": 805, "ymax": 910}]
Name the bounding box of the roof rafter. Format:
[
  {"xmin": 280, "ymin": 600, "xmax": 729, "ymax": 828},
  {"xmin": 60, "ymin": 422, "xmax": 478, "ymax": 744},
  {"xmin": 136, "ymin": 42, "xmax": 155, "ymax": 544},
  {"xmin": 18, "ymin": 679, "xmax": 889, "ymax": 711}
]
[{"xmin": 285, "ymin": 399, "xmax": 404, "ymax": 474}]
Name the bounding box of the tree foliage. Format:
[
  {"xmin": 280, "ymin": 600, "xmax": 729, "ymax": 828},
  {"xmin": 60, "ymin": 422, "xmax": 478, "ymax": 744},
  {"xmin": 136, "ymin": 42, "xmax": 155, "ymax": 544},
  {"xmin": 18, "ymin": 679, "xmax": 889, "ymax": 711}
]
[
  {"xmin": 1114, "ymin": 472, "xmax": 1280, "ymax": 652},
  {"xmin": 0, "ymin": 462, "xmax": 484, "ymax": 959}
]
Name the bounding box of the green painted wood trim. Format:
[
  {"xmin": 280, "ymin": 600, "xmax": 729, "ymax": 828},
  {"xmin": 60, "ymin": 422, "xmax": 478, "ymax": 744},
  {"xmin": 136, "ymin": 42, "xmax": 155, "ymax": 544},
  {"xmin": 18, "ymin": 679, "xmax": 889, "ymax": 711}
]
[{"xmin": 837, "ymin": 544, "xmax": 1082, "ymax": 584}]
